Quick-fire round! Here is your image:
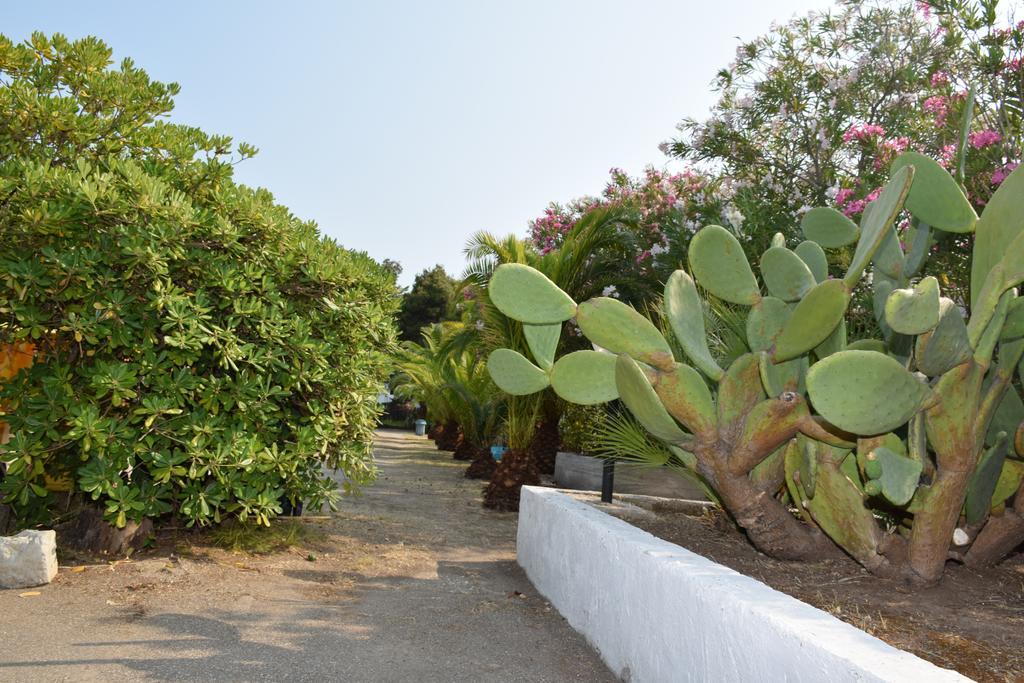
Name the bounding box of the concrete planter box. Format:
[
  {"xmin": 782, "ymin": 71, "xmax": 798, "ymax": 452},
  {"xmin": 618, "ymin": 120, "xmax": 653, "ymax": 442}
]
[
  {"xmin": 517, "ymin": 487, "xmax": 968, "ymax": 683},
  {"xmin": 554, "ymin": 452, "xmax": 705, "ymax": 500}
]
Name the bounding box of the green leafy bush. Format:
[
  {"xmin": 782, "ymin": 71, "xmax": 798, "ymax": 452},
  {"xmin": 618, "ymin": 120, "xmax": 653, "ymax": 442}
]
[
  {"xmin": 558, "ymin": 403, "xmax": 605, "ymax": 455},
  {"xmin": 0, "ymin": 33, "xmax": 398, "ymax": 528}
]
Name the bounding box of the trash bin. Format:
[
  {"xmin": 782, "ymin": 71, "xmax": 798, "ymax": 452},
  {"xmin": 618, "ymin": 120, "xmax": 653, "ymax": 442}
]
[{"xmin": 414, "ymin": 419, "xmax": 427, "ymax": 436}]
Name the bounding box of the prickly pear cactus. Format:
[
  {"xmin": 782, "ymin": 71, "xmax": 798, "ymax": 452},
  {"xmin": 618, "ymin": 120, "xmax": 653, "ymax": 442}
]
[{"xmin": 487, "ymin": 153, "xmax": 1024, "ymax": 588}]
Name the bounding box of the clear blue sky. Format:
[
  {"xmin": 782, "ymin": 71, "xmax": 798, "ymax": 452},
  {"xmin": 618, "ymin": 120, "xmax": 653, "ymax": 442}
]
[{"xmin": 3, "ymin": 0, "xmax": 834, "ymax": 287}]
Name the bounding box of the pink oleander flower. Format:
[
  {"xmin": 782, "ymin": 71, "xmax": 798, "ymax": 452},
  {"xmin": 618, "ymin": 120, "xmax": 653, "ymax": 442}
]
[
  {"xmin": 923, "ymin": 95, "xmax": 948, "ymax": 127},
  {"xmin": 883, "ymin": 137, "xmax": 910, "ymax": 154},
  {"xmin": 835, "ymin": 187, "xmax": 855, "ymax": 206},
  {"xmin": 635, "ymin": 250, "xmax": 651, "ymax": 263},
  {"xmin": 843, "ymin": 199, "xmax": 867, "ymax": 217},
  {"xmin": 969, "ymin": 129, "xmax": 1002, "ymax": 149},
  {"xmin": 930, "ymin": 71, "xmax": 950, "ymax": 87},
  {"xmin": 865, "ymin": 187, "xmax": 881, "ymax": 203},
  {"xmin": 992, "ymin": 162, "xmax": 1019, "ymax": 185},
  {"xmin": 938, "ymin": 144, "xmax": 957, "ymax": 168},
  {"xmin": 1003, "ymin": 58, "xmax": 1023, "ymax": 72},
  {"xmin": 842, "ymin": 123, "xmax": 886, "ymax": 143},
  {"xmin": 875, "ymin": 137, "xmax": 911, "ymax": 169}
]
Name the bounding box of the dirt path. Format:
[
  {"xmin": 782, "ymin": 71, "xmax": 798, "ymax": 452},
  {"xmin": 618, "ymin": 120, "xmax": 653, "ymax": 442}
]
[{"xmin": 0, "ymin": 429, "xmax": 614, "ymax": 682}]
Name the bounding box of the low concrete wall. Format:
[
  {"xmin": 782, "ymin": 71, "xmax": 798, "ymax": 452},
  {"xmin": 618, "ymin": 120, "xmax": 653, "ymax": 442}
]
[
  {"xmin": 554, "ymin": 452, "xmax": 706, "ymax": 500},
  {"xmin": 517, "ymin": 487, "xmax": 968, "ymax": 683}
]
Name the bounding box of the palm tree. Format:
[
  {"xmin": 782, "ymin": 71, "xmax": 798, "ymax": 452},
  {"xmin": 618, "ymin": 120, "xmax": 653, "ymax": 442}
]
[
  {"xmin": 445, "ymin": 355, "xmax": 505, "ymax": 479},
  {"xmin": 391, "ymin": 324, "xmax": 465, "ymax": 451}
]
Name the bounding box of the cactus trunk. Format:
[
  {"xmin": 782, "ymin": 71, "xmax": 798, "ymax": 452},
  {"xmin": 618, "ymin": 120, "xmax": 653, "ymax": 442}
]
[
  {"xmin": 698, "ymin": 444, "xmax": 837, "ymax": 560},
  {"xmin": 905, "ymin": 363, "xmax": 983, "ymax": 586},
  {"xmin": 964, "ymin": 479, "xmax": 1024, "ymax": 566}
]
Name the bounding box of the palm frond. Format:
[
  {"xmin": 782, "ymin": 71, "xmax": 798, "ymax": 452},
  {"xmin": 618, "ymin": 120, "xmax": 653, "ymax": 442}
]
[{"xmin": 591, "ymin": 410, "xmax": 719, "ymax": 503}]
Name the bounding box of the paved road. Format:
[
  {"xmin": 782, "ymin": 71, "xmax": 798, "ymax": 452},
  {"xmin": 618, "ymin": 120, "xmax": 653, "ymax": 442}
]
[{"xmin": 0, "ymin": 429, "xmax": 615, "ymax": 682}]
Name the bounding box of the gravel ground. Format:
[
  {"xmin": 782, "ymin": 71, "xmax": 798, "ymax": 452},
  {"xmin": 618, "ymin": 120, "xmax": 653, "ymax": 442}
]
[{"xmin": 0, "ymin": 429, "xmax": 614, "ymax": 682}]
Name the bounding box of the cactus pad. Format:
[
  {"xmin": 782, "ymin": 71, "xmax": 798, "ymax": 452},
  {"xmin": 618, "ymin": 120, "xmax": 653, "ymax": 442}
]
[
  {"xmin": 846, "ymin": 339, "xmax": 887, "ymax": 352},
  {"xmin": 664, "ymin": 270, "xmax": 724, "ymax": 381},
  {"xmin": 965, "ymin": 433, "xmax": 1009, "ymax": 524},
  {"xmin": 615, "ymin": 354, "xmax": 689, "ymax": 444},
  {"xmin": 549, "ymin": 350, "xmax": 618, "ymax": 404},
  {"xmin": 814, "ymin": 319, "xmax": 847, "ymax": 359},
  {"xmin": 1000, "ymin": 297, "xmax": 1024, "ymax": 341},
  {"xmin": 986, "ymin": 385, "xmax": 1024, "ymax": 447},
  {"xmin": 864, "ymin": 446, "xmax": 921, "ymax": 506},
  {"xmin": 487, "ymin": 348, "xmax": 550, "ymax": 395},
  {"xmin": 488, "ymin": 263, "xmax": 576, "ymax": 323},
  {"xmin": 971, "ymin": 163, "xmax": 1024, "ymax": 307},
  {"xmin": 974, "ymin": 234, "xmax": 1024, "ymax": 335},
  {"xmin": 902, "ymin": 220, "xmax": 932, "ymax": 278},
  {"xmin": 843, "ymin": 165, "xmax": 915, "ymax": 287},
  {"xmin": 891, "ymin": 151, "xmax": 977, "ymax": 233},
  {"xmin": 991, "ymin": 459, "xmax": 1024, "ymax": 507},
  {"xmin": 801, "ymin": 207, "xmax": 860, "ymax": 248},
  {"xmin": 884, "ymin": 276, "xmax": 940, "ymax": 336},
  {"xmin": 746, "ymin": 297, "xmax": 789, "ymax": 352},
  {"xmin": 759, "ymin": 351, "xmax": 806, "ymax": 397},
  {"xmin": 654, "ymin": 362, "xmax": 718, "ymax": 435},
  {"xmin": 873, "ymin": 227, "xmax": 905, "ymax": 280},
  {"xmin": 760, "ymin": 246, "xmax": 817, "ymax": 301},
  {"xmin": 806, "ymin": 350, "xmax": 929, "ymax": 434},
  {"xmin": 794, "ymin": 240, "xmax": 829, "ymax": 283},
  {"xmin": 772, "ymin": 279, "xmax": 851, "ymax": 362},
  {"xmin": 524, "ymin": 323, "xmax": 561, "ymax": 370},
  {"xmin": 805, "ymin": 443, "xmax": 882, "ymax": 565},
  {"xmin": 717, "ymin": 353, "xmax": 766, "ymax": 426},
  {"xmin": 577, "ymin": 297, "xmax": 674, "ymax": 370},
  {"xmin": 688, "ymin": 225, "xmax": 761, "ymax": 306},
  {"xmin": 914, "ymin": 298, "xmax": 971, "ymax": 376}
]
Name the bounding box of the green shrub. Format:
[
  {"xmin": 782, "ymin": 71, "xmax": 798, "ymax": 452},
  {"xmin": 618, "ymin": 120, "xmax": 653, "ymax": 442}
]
[
  {"xmin": 558, "ymin": 403, "xmax": 605, "ymax": 454},
  {"xmin": 0, "ymin": 33, "xmax": 399, "ymax": 528}
]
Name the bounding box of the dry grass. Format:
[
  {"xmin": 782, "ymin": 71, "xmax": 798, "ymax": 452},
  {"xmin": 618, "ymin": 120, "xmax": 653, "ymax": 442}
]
[{"xmin": 207, "ymin": 519, "xmax": 323, "ymax": 554}]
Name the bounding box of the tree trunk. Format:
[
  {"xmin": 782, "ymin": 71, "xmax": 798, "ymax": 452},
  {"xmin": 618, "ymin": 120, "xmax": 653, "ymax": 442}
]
[
  {"xmin": 528, "ymin": 415, "xmax": 560, "ymax": 475},
  {"xmin": 64, "ymin": 507, "xmax": 154, "ymax": 556},
  {"xmin": 465, "ymin": 447, "xmax": 497, "ymax": 480},
  {"xmin": 436, "ymin": 421, "xmax": 463, "ymax": 451},
  {"xmin": 452, "ymin": 438, "xmax": 475, "ymax": 461},
  {"xmin": 427, "ymin": 423, "xmax": 443, "ymax": 442},
  {"xmin": 483, "ymin": 449, "xmax": 539, "ymax": 511}
]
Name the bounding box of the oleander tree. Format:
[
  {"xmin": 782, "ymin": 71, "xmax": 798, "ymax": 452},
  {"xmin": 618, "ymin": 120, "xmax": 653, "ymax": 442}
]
[
  {"xmin": 0, "ymin": 33, "xmax": 399, "ymax": 529},
  {"xmin": 663, "ymin": 0, "xmax": 1022, "ymax": 284}
]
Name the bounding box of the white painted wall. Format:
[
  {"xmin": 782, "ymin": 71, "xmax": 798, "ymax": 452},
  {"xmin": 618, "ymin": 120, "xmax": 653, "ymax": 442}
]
[{"xmin": 517, "ymin": 487, "xmax": 970, "ymax": 683}]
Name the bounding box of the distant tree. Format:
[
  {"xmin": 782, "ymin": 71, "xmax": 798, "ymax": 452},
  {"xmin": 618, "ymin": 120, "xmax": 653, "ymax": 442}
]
[
  {"xmin": 397, "ymin": 265, "xmax": 457, "ymax": 340},
  {"xmin": 381, "ymin": 259, "xmax": 403, "ymax": 279}
]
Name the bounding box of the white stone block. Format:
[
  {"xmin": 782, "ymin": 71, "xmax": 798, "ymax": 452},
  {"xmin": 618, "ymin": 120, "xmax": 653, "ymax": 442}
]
[
  {"xmin": 0, "ymin": 529, "xmax": 58, "ymax": 589},
  {"xmin": 517, "ymin": 486, "xmax": 968, "ymax": 683}
]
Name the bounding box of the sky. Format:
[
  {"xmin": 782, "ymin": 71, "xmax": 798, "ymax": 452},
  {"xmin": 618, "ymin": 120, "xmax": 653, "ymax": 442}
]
[{"xmin": 3, "ymin": 0, "xmax": 836, "ymax": 287}]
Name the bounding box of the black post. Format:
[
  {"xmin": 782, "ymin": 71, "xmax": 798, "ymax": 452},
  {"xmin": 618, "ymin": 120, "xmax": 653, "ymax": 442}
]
[{"xmin": 601, "ymin": 459, "xmax": 615, "ymax": 503}]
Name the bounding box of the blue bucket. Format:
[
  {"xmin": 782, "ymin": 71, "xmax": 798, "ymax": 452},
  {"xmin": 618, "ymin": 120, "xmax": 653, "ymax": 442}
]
[{"xmin": 490, "ymin": 445, "xmax": 507, "ymax": 461}]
